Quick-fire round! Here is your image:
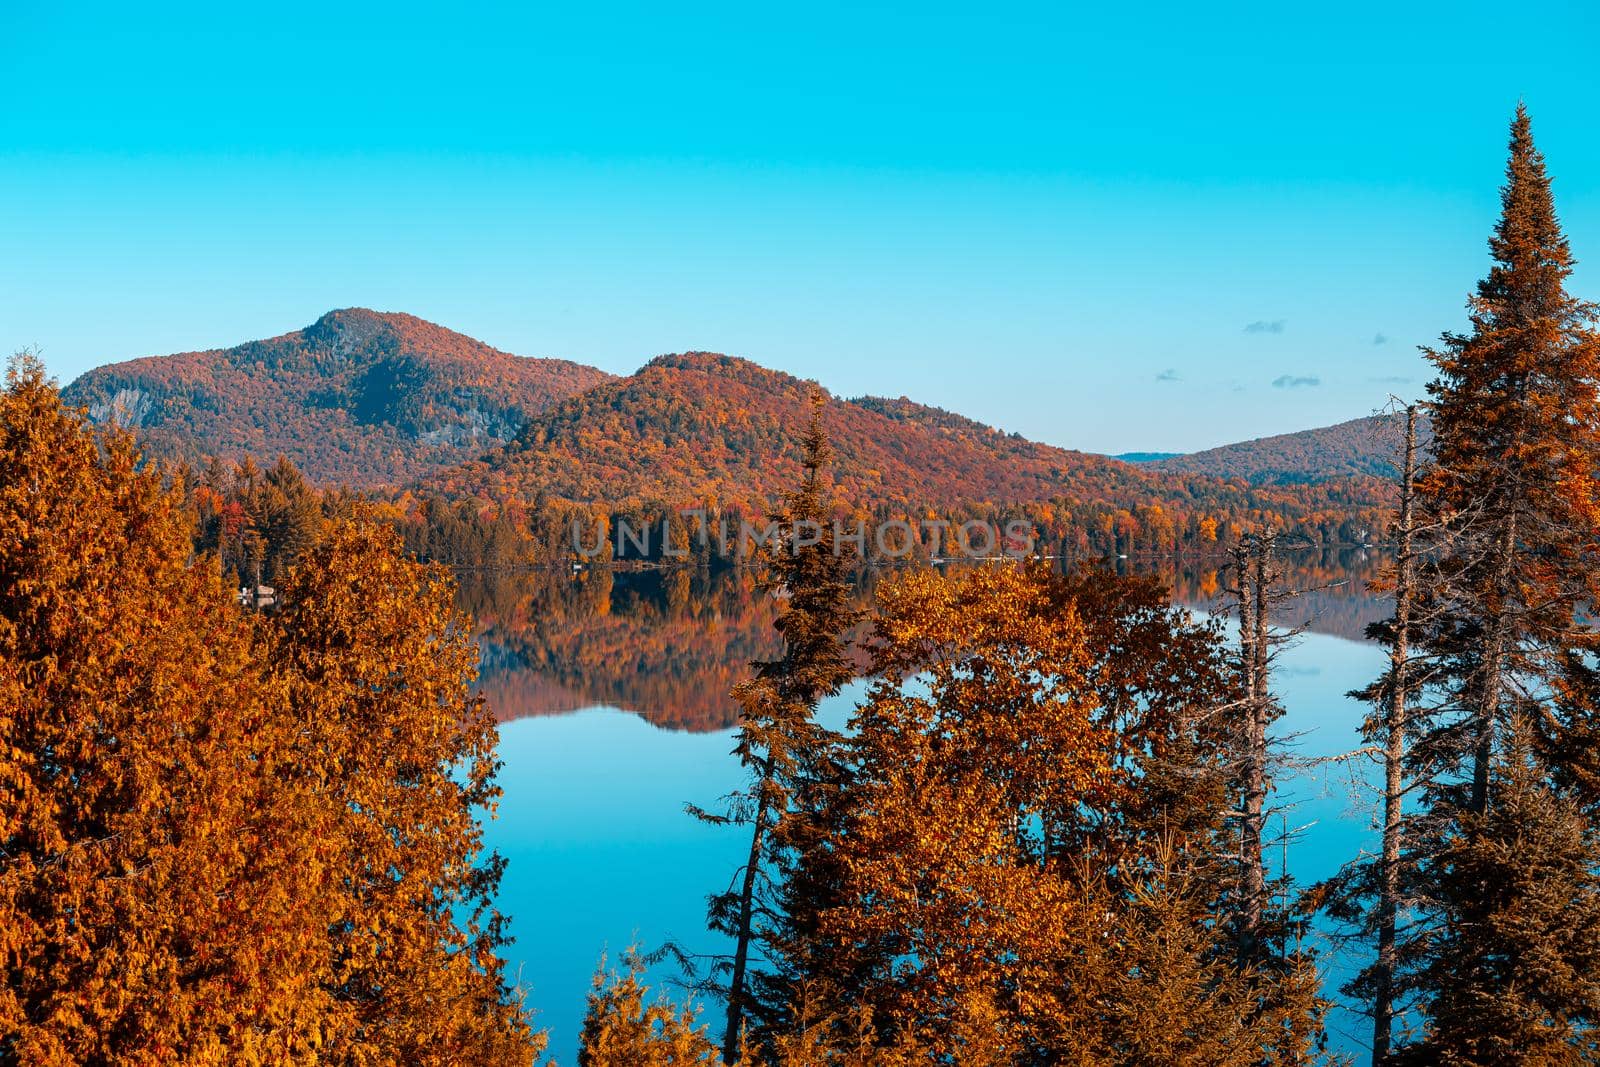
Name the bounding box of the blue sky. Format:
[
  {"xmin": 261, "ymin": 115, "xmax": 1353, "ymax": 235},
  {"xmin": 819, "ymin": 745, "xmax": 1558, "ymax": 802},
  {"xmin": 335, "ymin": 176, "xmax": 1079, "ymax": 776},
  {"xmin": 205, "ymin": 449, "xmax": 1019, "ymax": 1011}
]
[{"xmin": 5, "ymin": 1, "xmax": 1600, "ymax": 453}]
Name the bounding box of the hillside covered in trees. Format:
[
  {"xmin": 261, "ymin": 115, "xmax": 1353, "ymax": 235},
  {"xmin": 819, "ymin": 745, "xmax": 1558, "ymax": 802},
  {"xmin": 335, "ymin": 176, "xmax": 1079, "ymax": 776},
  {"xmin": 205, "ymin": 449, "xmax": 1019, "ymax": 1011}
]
[
  {"xmin": 1145, "ymin": 412, "xmax": 1436, "ymax": 485},
  {"xmin": 62, "ymin": 316, "xmax": 1406, "ymax": 555},
  {"xmin": 431, "ymin": 351, "xmax": 1153, "ymax": 508},
  {"xmin": 62, "ymin": 308, "xmax": 612, "ymax": 487},
  {"xmin": 420, "ymin": 351, "xmax": 1392, "ymax": 555}
]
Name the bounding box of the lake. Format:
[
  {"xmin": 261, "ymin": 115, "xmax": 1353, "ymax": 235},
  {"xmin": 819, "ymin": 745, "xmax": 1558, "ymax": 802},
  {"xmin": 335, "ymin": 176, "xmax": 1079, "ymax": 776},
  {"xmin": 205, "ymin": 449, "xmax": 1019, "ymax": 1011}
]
[{"xmin": 466, "ymin": 551, "xmax": 1391, "ymax": 1065}]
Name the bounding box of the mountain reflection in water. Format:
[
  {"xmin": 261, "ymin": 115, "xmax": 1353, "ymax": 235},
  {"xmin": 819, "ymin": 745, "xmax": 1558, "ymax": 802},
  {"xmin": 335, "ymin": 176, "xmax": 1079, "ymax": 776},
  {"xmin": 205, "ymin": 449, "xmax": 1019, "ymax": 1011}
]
[{"xmin": 462, "ymin": 548, "xmax": 1389, "ymax": 731}]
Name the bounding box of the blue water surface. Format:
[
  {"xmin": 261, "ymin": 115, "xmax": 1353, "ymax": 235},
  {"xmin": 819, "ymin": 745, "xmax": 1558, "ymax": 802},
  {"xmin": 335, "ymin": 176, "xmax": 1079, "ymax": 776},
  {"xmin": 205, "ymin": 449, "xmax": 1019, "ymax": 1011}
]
[{"xmin": 478, "ymin": 572, "xmax": 1385, "ymax": 1064}]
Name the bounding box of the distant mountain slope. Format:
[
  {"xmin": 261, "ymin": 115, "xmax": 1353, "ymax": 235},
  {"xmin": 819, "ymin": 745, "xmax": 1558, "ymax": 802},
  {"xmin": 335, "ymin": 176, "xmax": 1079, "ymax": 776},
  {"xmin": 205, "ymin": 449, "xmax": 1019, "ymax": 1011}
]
[
  {"xmin": 430, "ymin": 352, "xmax": 1164, "ymax": 508},
  {"xmin": 62, "ymin": 308, "xmax": 612, "ymax": 486},
  {"xmin": 60, "ymin": 315, "xmax": 1396, "ymax": 543},
  {"xmin": 1149, "ymin": 413, "xmax": 1431, "ymax": 485}
]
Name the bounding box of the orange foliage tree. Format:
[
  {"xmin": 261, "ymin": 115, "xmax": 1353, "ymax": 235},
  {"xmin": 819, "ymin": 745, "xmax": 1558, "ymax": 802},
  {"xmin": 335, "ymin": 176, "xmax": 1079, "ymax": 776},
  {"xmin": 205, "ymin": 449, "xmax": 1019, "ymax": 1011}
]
[
  {"xmin": 0, "ymin": 355, "xmax": 541, "ymax": 1064},
  {"xmin": 577, "ymin": 948, "xmax": 724, "ymax": 1067},
  {"xmin": 798, "ymin": 564, "xmax": 1325, "ymax": 1062},
  {"xmin": 0, "ymin": 353, "xmax": 320, "ymax": 1062},
  {"xmin": 267, "ymin": 519, "xmax": 538, "ymax": 1064}
]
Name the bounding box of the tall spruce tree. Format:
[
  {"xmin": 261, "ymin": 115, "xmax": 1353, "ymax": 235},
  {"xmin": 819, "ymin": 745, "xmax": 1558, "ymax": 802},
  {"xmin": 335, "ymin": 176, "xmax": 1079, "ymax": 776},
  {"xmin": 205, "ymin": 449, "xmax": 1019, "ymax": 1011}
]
[
  {"xmin": 693, "ymin": 396, "xmax": 860, "ymax": 1063},
  {"xmin": 1414, "ymin": 104, "xmax": 1600, "ymax": 811},
  {"xmin": 1400, "ymin": 105, "xmax": 1600, "ymax": 1059}
]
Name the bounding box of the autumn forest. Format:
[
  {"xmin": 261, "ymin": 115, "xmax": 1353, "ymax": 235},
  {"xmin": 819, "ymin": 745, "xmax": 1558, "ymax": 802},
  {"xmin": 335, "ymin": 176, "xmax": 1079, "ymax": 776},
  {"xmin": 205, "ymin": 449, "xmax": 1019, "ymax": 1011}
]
[{"xmin": 8, "ymin": 107, "xmax": 1600, "ymax": 1067}]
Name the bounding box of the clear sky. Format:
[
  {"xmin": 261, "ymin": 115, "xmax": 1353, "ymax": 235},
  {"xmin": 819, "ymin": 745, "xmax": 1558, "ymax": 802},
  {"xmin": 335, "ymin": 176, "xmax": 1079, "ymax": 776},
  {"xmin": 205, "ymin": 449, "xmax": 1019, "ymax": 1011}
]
[{"xmin": 5, "ymin": 1, "xmax": 1600, "ymax": 453}]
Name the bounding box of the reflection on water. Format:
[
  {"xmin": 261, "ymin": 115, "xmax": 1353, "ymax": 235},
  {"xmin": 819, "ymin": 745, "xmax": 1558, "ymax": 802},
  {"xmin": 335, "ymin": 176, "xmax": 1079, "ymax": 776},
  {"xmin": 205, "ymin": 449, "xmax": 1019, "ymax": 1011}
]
[
  {"xmin": 466, "ymin": 550, "xmax": 1391, "ymax": 1063},
  {"xmin": 463, "ymin": 547, "xmax": 1389, "ymax": 731},
  {"xmin": 467, "ymin": 567, "xmax": 789, "ymax": 732}
]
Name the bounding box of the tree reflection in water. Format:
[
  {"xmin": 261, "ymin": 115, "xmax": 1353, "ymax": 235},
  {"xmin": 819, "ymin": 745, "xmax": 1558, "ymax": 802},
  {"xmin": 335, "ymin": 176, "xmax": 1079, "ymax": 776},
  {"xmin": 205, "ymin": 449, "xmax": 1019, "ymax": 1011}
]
[{"xmin": 462, "ymin": 548, "xmax": 1387, "ymax": 732}]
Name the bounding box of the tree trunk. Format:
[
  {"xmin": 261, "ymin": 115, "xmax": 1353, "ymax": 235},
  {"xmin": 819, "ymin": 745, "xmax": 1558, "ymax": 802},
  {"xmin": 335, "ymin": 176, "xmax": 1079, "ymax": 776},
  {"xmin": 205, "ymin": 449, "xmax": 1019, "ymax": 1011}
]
[
  {"xmin": 724, "ymin": 764, "xmax": 773, "ymax": 1063},
  {"xmin": 1470, "ymin": 509, "xmax": 1517, "ymax": 816},
  {"xmin": 1235, "ymin": 533, "xmax": 1273, "ymax": 961},
  {"xmin": 1372, "ymin": 407, "xmax": 1418, "ymax": 1066}
]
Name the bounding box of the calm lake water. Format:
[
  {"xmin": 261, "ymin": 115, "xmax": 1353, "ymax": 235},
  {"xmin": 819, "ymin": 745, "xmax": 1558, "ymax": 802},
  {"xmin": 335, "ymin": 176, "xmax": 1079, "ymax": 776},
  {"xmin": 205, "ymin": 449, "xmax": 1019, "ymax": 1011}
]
[{"xmin": 465, "ymin": 552, "xmax": 1390, "ymax": 1065}]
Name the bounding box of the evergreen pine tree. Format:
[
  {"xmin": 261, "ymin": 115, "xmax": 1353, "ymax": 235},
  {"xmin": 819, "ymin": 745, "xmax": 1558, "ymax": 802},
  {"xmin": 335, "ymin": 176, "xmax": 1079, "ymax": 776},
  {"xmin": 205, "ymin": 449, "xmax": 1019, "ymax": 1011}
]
[
  {"xmin": 1400, "ymin": 105, "xmax": 1600, "ymax": 1060},
  {"xmin": 691, "ymin": 395, "xmax": 861, "ymax": 1063},
  {"xmin": 1413, "ymin": 103, "xmax": 1600, "ymax": 812}
]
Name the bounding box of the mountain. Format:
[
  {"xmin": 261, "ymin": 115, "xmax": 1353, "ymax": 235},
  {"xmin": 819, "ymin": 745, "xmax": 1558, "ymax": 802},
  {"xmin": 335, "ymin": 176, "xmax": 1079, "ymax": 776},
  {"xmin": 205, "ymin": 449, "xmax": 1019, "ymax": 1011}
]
[
  {"xmin": 62, "ymin": 309, "xmax": 612, "ymax": 486},
  {"xmin": 429, "ymin": 351, "xmax": 1165, "ymax": 508},
  {"xmin": 1113, "ymin": 451, "xmax": 1183, "ymax": 464},
  {"xmin": 1146, "ymin": 413, "xmax": 1431, "ymax": 486},
  {"xmin": 60, "ymin": 315, "xmax": 1395, "ymax": 547}
]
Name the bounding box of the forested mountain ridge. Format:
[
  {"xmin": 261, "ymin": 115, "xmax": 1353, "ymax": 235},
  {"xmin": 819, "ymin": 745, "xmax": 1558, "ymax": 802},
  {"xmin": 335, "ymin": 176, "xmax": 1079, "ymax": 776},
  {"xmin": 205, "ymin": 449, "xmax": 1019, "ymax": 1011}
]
[
  {"xmin": 1147, "ymin": 411, "xmax": 1434, "ymax": 485},
  {"xmin": 422, "ymin": 351, "xmax": 1393, "ymax": 554},
  {"xmin": 61, "ymin": 308, "xmax": 613, "ymax": 486},
  {"xmin": 430, "ymin": 350, "xmax": 1177, "ymax": 508},
  {"xmin": 60, "ymin": 317, "xmax": 1400, "ymax": 550}
]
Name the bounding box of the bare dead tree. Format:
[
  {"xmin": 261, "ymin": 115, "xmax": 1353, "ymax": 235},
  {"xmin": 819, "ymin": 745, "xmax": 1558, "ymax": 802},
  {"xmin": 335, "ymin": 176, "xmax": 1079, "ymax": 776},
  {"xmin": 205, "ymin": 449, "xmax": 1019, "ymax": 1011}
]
[
  {"xmin": 1226, "ymin": 527, "xmax": 1307, "ymax": 966},
  {"xmin": 1369, "ymin": 404, "xmax": 1419, "ymax": 1066}
]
